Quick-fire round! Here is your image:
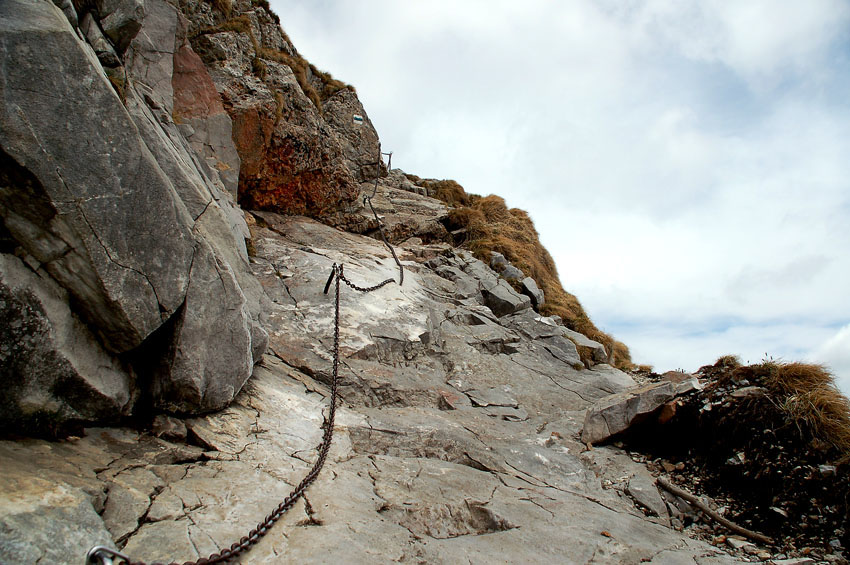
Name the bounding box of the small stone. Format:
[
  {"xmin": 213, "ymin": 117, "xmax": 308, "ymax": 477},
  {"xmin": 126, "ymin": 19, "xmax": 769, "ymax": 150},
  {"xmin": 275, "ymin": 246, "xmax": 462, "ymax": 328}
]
[
  {"xmin": 727, "ymin": 537, "xmax": 754, "ymax": 550},
  {"xmin": 819, "ymin": 464, "xmax": 837, "ymax": 477},
  {"xmin": 730, "ymin": 386, "xmax": 767, "ymax": 399},
  {"xmin": 501, "ymin": 265, "xmax": 524, "ymax": 281},
  {"xmin": 152, "ymin": 415, "xmax": 187, "ymax": 442},
  {"xmin": 770, "ymin": 506, "xmax": 788, "ymax": 519},
  {"xmin": 670, "ymin": 517, "xmax": 683, "ymax": 531}
]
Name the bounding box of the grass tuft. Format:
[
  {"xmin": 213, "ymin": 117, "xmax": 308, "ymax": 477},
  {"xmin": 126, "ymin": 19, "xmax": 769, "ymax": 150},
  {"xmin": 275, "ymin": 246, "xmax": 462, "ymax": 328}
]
[
  {"xmin": 209, "ymin": 0, "xmax": 232, "ymax": 18},
  {"xmin": 707, "ymin": 357, "xmax": 850, "ymax": 458}
]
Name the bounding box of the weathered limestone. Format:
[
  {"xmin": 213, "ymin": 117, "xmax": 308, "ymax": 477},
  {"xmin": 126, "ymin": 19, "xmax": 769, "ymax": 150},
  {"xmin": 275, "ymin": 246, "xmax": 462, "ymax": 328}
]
[
  {"xmin": 0, "ymin": 1, "xmax": 750, "ymax": 562},
  {"xmin": 186, "ymin": 2, "xmax": 379, "ymax": 218},
  {"xmin": 0, "ymin": 254, "xmax": 132, "ymax": 432},
  {"xmin": 0, "ymin": 0, "xmax": 266, "ymax": 424}
]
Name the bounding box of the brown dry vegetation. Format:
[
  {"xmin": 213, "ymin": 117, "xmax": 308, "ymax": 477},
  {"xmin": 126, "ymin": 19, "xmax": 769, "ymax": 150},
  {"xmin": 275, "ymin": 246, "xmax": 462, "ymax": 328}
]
[
  {"xmin": 731, "ymin": 359, "xmax": 850, "ymax": 457},
  {"xmin": 625, "ymin": 356, "xmax": 850, "ymax": 553},
  {"xmin": 419, "ymin": 176, "xmax": 632, "ymax": 368}
]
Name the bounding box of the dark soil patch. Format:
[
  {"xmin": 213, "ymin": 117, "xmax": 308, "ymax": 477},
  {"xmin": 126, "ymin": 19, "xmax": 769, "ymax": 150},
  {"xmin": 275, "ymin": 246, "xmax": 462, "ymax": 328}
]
[{"xmin": 619, "ymin": 361, "xmax": 849, "ymax": 560}]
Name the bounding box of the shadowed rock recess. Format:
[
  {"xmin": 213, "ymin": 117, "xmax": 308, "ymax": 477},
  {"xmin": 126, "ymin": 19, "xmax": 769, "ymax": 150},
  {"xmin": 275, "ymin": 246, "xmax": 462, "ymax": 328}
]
[{"xmin": 0, "ymin": 0, "xmax": 749, "ymax": 563}]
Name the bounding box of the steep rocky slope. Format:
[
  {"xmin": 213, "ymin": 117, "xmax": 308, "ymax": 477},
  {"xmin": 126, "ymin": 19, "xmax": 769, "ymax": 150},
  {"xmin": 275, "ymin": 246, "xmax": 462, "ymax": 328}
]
[{"xmin": 0, "ymin": 0, "xmax": 755, "ymax": 563}]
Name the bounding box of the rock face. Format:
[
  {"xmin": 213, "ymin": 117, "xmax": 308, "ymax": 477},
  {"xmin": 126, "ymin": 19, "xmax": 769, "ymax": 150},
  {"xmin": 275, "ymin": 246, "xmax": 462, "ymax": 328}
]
[
  {"xmin": 0, "ymin": 0, "xmax": 267, "ymax": 426},
  {"xmin": 0, "ymin": 254, "xmax": 132, "ymax": 430},
  {"xmin": 0, "ymin": 1, "xmax": 748, "ymax": 563},
  {"xmin": 187, "ymin": 2, "xmax": 380, "ymax": 217}
]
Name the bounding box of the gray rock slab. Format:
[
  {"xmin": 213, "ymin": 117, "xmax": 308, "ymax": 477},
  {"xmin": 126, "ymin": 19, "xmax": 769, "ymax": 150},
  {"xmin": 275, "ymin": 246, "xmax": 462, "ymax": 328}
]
[
  {"xmin": 626, "ymin": 471, "xmax": 670, "ymax": 523},
  {"xmin": 0, "ymin": 0, "xmax": 195, "ymax": 352},
  {"xmin": 465, "ymin": 387, "xmax": 519, "ymax": 408},
  {"xmin": 581, "ymin": 380, "xmax": 677, "ymax": 444},
  {"xmin": 521, "ymin": 276, "xmax": 545, "ymax": 307},
  {"xmin": 0, "ymin": 479, "xmax": 116, "ymax": 565}
]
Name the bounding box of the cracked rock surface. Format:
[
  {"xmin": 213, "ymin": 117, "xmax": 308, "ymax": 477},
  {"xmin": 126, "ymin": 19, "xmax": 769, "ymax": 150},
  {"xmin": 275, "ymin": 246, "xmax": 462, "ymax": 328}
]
[
  {"xmin": 0, "ymin": 0, "xmax": 268, "ymax": 426},
  {"xmin": 1, "ymin": 215, "xmax": 742, "ymax": 563}
]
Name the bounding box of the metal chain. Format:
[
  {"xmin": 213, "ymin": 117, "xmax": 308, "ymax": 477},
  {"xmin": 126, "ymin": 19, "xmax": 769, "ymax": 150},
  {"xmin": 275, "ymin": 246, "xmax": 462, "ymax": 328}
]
[
  {"xmin": 88, "ymin": 272, "xmax": 343, "ymax": 565},
  {"xmin": 363, "ymin": 151, "xmax": 404, "ymax": 286},
  {"xmin": 88, "ymin": 152, "xmax": 404, "ymax": 565}
]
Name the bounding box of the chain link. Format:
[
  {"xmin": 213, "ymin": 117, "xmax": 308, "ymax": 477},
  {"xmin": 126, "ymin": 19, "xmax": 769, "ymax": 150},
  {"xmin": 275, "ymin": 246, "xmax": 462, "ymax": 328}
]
[{"xmin": 89, "ymin": 152, "xmax": 404, "ymax": 565}]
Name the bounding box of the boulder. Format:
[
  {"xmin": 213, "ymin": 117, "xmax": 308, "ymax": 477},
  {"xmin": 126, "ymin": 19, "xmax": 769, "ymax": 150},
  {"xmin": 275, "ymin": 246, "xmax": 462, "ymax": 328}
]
[
  {"xmin": 149, "ymin": 241, "xmax": 253, "ymax": 413},
  {"xmin": 481, "ymin": 280, "xmax": 532, "ymax": 317},
  {"xmin": 520, "ymin": 276, "xmax": 545, "ymax": 308},
  {"xmin": 97, "ymin": 0, "xmax": 145, "ymax": 53},
  {"xmin": 0, "ymin": 0, "xmax": 266, "ymax": 424},
  {"xmin": 489, "ymin": 251, "xmax": 508, "ymax": 271},
  {"xmin": 500, "ymin": 264, "xmax": 524, "ymax": 281},
  {"xmin": 581, "ymin": 379, "xmax": 703, "ymax": 444}
]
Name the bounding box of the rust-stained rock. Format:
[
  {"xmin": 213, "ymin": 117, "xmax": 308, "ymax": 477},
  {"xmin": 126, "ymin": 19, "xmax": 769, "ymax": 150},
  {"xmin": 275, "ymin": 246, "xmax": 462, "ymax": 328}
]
[
  {"xmin": 172, "ymin": 43, "xmax": 241, "ymax": 196},
  {"xmin": 186, "ymin": 4, "xmax": 378, "ymax": 219}
]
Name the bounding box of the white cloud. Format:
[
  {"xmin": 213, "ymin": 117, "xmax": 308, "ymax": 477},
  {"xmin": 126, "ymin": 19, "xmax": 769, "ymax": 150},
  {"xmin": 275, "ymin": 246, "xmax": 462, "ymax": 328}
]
[
  {"xmin": 810, "ymin": 324, "xmax": 850, "ymax": 396},
  {"xmin": 629, "ymin": 0, "xmax": 850, "ymax": 90}
]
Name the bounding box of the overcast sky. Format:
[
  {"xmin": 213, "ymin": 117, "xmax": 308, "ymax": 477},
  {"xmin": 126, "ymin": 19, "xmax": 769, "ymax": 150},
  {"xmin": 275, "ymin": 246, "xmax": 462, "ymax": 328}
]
[{"xmin": 269, "ymin": 0, "xmax": 850, "ymax": 394}]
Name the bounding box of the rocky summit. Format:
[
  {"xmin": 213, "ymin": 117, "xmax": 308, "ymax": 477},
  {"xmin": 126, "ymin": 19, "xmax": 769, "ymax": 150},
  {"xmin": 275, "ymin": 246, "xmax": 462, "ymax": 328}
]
[{"xmin": 0, "ymin": 1, "xmax": 836, "ymax": 564}]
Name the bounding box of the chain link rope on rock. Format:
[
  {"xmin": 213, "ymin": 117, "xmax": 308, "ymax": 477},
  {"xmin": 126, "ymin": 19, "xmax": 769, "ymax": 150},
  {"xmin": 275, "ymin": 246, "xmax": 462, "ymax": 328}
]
[{"xmin": 87, "ymin": 154, "xmax": 403, "ymax": 565}]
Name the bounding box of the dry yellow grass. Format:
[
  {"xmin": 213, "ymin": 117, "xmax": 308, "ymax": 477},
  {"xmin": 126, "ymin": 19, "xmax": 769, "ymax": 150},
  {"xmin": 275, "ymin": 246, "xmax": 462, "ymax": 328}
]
[
  {"xmin": 711, "ymin": 357, "xmax": 850, "ymax": 458},
  {"xmin": 748, "ymin": 361, "xmax": 850, "ymax": 456},
  {"xmin": 433, "ymin": 180, "xmax": 632, "ymax": 368}
]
